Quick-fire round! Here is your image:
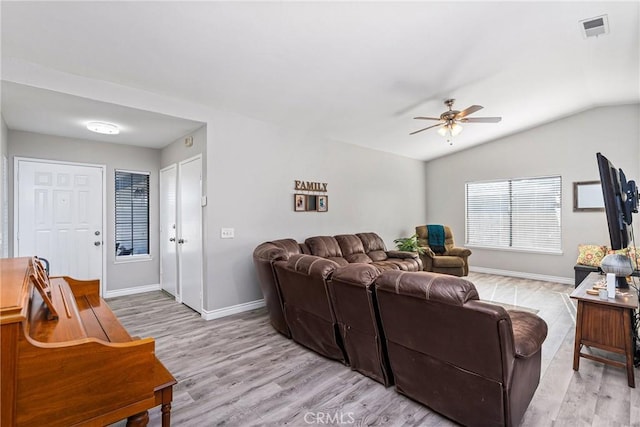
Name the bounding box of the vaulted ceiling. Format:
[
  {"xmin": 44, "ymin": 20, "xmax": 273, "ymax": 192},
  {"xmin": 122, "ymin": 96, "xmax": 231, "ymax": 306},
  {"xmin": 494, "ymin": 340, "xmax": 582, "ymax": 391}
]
[{"xmin": 2, "ymin": 2, "xmax": 638, "ymax": 159}]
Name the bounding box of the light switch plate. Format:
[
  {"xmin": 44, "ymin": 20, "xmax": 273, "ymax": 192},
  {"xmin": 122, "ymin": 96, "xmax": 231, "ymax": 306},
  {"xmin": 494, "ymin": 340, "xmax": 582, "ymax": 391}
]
[{"xmin": 221, "ymin": 228, "xmax": 234, "ymax": 239}]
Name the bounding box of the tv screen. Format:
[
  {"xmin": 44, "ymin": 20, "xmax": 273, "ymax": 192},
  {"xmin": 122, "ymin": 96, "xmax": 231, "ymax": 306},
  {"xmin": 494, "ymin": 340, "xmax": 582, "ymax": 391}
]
[{"xmin": 596, "ymin": 153, "xmax": 636, "ymax": 250}]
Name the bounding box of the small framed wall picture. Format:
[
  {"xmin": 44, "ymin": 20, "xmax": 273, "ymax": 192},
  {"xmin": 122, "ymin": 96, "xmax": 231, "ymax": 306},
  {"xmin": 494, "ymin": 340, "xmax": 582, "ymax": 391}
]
[
  {"xmin": 294, "ymin": 194, "xmax": 306, "ymax": 211},
  {"xmin": 317, "ymin": 195, "xmax": 328, "ymax": 212},
  {"xmin": 306, "ymin": 195, "xmax": 317, "ymax": 211}
]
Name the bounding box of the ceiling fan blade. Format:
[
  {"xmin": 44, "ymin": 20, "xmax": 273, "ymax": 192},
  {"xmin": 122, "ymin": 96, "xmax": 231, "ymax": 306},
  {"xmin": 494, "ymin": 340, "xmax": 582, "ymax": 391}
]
[
  {"xmin": 409, "ymin": 123, "xmax": 443, "ymax": 135},
  {"xmin": 413, "ymin": 116, "xmax": 441, "ymax": 121},
  {"xmin": 460, "ymin": 117, "xmax": 502, "ymax": 123},
  {"xmin": 456, "ymin": 105, "xmax": 483, "ymax": 119}
]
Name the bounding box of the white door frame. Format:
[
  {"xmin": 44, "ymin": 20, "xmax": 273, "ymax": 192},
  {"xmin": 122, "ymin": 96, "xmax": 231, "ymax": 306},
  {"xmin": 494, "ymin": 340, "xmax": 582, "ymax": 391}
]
[{"xmin": 14, "ymin": 157, "xmax": 108, "ymax": 294}]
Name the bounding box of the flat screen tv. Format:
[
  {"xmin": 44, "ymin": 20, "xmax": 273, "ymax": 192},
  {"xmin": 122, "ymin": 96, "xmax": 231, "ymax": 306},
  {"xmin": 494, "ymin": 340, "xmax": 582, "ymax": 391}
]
[{"xmin": 596, "ymin": 152, "xmax": 638, "ymax": 250}]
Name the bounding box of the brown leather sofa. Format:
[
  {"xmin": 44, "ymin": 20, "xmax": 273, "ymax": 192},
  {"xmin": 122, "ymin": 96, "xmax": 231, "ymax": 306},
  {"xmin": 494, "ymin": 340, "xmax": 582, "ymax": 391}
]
[
  {"xmin": 253, "ymin": 234, "xmax": 548, "ymax": 425},
  {"xmin": 306, "ymin": 233, "xmax": 422, "ymax": 271},
  {"xmin": 416, "ymin": 225, "xmax": 472, "ymax": 276},
  {"xmin": 253, "ymin": 232, "xmax": 422, "ymax": 338},
  {"xmin": 252, "ymin": 238, "xmax": 307, "ymax": 337},
  {"xmin": 376, "ymin": 270, "xmax": 547, "ymax": 427},
  {"xmin": 274, "ymin": 254, "xmax": 346, "ymax": 363},
  {"xmin": 328, "ymin": 263, "xmax": 393, "ymax": 385}
]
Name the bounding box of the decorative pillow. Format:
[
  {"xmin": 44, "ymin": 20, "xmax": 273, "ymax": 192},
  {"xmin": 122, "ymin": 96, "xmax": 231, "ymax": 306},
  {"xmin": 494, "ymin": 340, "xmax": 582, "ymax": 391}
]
[
  {"xmin": 576, "ymin": 244, "xmax": 608, "ymax": 267},
  {"xmin": 629, "ymin": 247, "xmax": 638, "ymax": 270}
]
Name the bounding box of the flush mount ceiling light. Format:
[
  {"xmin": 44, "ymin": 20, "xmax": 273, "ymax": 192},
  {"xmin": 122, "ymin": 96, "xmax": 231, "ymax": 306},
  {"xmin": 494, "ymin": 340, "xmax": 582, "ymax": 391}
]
[{"xmin": 86, "ymin": 121, "xmax": 120, "ymax": 135}]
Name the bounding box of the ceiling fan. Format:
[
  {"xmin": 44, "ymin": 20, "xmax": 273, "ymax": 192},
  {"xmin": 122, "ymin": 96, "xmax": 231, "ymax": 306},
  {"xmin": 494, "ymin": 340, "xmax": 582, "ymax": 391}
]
[{"xmin": 410, "ymin": 99, "xmax": 502, "ymax": 142}]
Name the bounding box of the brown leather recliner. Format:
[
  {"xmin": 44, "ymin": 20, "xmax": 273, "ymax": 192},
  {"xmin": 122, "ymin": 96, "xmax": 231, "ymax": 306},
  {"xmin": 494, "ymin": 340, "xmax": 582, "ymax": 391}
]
[
  {"xmin": 274, "ymin": 254, "xmax": 347, "ymax": 363},
  {"xmin": 376, "ymin": 271, "xmax": 547, "ymax": 427},
  {"xmin": 327, "ymin": 263, "xmax": 393, "ymax": 386},
  {"xmin": 415, "ymin": 225, "xmax": 471, "ymax": 276},
  {"xmin": 252, "ymin": 239, "xmax": 305, "ymax": 337}
]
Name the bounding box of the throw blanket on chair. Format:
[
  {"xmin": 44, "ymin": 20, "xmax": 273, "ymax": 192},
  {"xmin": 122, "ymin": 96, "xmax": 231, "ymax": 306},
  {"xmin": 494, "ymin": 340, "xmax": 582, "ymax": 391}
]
[{"xmin": 427, "ymin": 224, "xmax": 446, "ymax": 254}]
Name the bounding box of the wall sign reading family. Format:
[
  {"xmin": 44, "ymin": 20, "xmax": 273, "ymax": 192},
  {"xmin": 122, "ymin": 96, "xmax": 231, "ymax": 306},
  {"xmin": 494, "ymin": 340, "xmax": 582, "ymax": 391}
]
[{"xmin": 294, "ymin": 180, "xmax": 328, "ymax": 212}]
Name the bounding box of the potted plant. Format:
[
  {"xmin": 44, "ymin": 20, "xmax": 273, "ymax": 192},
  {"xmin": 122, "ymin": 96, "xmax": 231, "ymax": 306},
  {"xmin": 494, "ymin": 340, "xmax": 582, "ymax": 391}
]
[{"xmin": 393, "ymin": 234, "xmax": 425, "ymax": 254}]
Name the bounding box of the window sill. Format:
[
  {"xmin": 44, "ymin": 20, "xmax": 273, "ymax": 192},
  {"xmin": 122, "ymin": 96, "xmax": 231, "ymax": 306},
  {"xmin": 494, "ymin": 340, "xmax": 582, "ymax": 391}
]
[
  {"xmin": 115, "ymin": 255, "xmax": 153, "ymax": 264},
  {"xmin": 465, "ymin": 245, "xmax": 563, "ymax": 256}
]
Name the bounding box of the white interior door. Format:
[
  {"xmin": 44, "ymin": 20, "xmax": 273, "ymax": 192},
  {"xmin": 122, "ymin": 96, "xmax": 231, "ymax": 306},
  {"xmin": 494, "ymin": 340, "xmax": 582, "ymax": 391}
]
[
  {"xmin": 160, "ymin": 165, "xmax": 178, "ymax": 298},
  {"xmin": 178, "ymin": 156, "xmax": 203, "ymax": 312},
  {"xmin": 16, "ymin": 159, "xmax": 104, "ymax": 281}
]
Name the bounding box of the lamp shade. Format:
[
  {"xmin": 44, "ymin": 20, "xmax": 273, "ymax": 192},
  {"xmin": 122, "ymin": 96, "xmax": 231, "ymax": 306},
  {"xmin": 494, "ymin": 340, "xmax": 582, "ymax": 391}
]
[
  {"xmin": 600, "ymin": 254, "xmax": 634, "ymax": 277},
  {"xmin": 450, "ymin": 122, "xmax": 463, "ymax": 136}
]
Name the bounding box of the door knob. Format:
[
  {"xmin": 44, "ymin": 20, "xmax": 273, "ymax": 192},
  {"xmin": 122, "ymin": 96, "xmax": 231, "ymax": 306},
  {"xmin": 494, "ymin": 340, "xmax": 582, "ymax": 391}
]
[
  {"xmin": 178, "ymin": 239, "xmax": 185, "ymax": 244},
  {"xmin": 94, "ymin": 241, "xmax": 102, "ymax": 246},
  {"xmin": 169, "ymin": 237, "xmax": 176, "ymax": 242}
]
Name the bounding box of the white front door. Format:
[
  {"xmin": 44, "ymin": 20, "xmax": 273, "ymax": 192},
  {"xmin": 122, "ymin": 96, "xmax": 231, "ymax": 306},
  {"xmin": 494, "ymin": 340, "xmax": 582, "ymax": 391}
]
[
  {"xmin": 178, "ymin": 156, "xmax": 203, "ymax": 312},
  {"xmin": 16, "ymin": 159, "xmax": 104, "ymax": 281},
  {"xmin": 160, "ymin": 165, "xmax": 178, "ymax": 298}
]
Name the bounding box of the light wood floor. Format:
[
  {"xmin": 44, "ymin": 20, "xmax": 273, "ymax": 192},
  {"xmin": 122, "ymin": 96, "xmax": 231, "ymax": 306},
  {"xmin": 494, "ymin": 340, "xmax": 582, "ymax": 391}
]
[{"xmin": 107, "ymin": 272, "xmax": 640, "ymax": 426}]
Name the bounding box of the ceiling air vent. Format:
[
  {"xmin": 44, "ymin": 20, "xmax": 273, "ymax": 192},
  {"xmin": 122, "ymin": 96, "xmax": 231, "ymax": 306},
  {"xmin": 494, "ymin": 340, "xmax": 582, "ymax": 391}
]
[{"xmin": 579, "ymin": 15, "xmax": 609, "ymax": 38}]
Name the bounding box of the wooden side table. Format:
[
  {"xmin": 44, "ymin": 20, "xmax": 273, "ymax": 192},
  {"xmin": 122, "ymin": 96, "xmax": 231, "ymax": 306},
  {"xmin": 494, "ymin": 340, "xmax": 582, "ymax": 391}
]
[{"xmin": 571, "ymin": 272, "xmax": 638, "ymax": 387}]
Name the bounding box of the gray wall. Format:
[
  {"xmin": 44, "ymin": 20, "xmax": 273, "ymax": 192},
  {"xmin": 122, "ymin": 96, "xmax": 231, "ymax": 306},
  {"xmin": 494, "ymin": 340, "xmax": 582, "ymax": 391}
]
[
  {"xmin": 7, "ymin": 130, "xmax": 161, "ymax": 290},
  {"xmin": 204, "ymin": 110, "xmax": 427, "ymax": 310},
  {"xmin": 424, "ymin": 104, "xmax": 640, "ymax": 280},
  {"xmin": 161, "ymin": 125, "xmax": 206, "ymax": 169},
  {"xmin": 1, "ymin": 116, "xmax": 7, "ymax": 256}
]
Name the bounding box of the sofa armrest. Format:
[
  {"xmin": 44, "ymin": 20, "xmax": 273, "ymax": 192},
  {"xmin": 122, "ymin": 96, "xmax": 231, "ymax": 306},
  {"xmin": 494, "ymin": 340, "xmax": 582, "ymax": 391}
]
[
  {"xmin": 418, "ymin": 246, "xmax": 436, "ymax": 258},
  {"xmin": 386, "ymin": 250, "xmax": 419, "ymax": 260},
  {"xmin": 508, "ymin": 310, "xmax": 548, "ymax": 358},
  {"xmin": 447, "ymin": 247, "xmax": 472, "ymax": 257}
]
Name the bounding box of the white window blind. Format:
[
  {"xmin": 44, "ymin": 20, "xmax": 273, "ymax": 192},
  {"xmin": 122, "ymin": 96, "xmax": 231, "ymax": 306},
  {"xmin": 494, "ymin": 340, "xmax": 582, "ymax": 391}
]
[
  {"xmin": 465, "ymin": 176, "xmax": 562, "ymax": 253},
  {"xmin": 115, "ymin": 170, "xmax": 149, "ymax": 257}
]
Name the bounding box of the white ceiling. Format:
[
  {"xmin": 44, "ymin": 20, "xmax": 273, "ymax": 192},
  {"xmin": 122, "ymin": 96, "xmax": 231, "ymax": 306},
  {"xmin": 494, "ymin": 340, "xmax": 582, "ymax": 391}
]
[
  {"xmin": 1, "ymin": 82, "xmax": 204, "ymax": 148},
  {"xmin": 1, "ymin": 1, "xmax": 639, "ymax": 160}
]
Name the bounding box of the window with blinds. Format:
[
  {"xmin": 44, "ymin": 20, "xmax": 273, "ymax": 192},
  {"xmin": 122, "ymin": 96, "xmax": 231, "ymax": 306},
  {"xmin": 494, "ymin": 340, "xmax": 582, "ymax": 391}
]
[
  {"xmin": 465, "ymin": 176, "xmax": 562, "ymax": 253},
  {"xmin": 115, "ymin": 170, "xmax": 149, "ymax": 257}
]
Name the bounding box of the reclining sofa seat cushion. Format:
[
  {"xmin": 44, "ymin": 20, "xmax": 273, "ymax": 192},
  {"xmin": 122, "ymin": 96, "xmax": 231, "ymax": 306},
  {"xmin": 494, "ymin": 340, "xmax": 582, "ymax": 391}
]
[
  {"xmin": 305, "ymin": 236, "xmax": 349, "ymax": 266},
  {"xmin": 252, "ymin": 238, "xmax": 303, "ymax": 337},
  {"xmin": 375, "ymin": 270, "xmax": 547, "ymax": 427},
  {"xmin": 334, "ymin": 234, "xmax": 374, "ymax": 264},
  {"xmin": 328, "ymin": 263, "xmax": 393, "ymax": 386},
  {"xmin": 356, "ymin": 232, "xmax": 422, "ymax": 271},
  {"xmin": 274, "ymin": 254, "xmax": 347, "ymax": 363}
]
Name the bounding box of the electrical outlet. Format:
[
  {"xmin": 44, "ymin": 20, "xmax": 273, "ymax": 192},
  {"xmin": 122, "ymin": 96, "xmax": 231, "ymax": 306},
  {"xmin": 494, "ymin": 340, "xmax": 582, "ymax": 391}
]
[{"xmin": 221, "ymin": 228, "xmax": 234, "ymax": 239}]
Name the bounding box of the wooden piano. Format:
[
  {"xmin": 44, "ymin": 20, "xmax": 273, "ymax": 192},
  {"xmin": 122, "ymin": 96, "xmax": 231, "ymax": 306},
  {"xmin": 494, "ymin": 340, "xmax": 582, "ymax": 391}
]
[{"xmin": 1, "ymin": 257, "xmax": 177, "ymax": 426}]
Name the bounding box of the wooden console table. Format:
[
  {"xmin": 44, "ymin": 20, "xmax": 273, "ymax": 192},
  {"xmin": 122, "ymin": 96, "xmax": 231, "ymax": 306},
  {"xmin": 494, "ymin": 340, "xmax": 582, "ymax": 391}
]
[{"xmin": 571, "ymin": 272, "xmax": 637, "ymax": 387}]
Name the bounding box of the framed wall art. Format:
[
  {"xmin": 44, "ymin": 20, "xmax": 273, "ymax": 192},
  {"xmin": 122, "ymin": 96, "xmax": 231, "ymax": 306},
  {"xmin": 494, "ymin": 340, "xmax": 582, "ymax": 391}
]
[
  {"xmin": 294, "ymin": 194, "xmax": 306, "ymax": 211},
  {"xmin": 573, "ymin": 181, "xmax": 604, "ymax": 212},
  {"xmin": 317, "ymin": 195, "xmax": 328, "ymax": 212}
]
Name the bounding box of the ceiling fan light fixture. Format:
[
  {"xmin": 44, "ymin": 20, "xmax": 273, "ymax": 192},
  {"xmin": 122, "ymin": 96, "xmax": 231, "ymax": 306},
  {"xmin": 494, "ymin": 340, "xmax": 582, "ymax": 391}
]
[
  {"xmin": 450, "ymin": 122, "xmax": 463, "ymax": 136},
  {"xmin": 437, "ymin": 122, "xmax": 463, "ymax": 138},
  {"xmin": 86, "ymin": 121, "xmax": 120, "ymax": 135}
]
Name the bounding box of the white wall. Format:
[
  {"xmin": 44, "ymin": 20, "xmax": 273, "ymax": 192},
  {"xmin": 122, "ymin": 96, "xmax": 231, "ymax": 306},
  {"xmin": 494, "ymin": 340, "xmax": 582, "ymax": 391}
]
[
  {"xmin": 1, "ymin": 116, "xmax": 7, "ymax": 257},
  {"xmin": 205, "ymin": 112, "xmax": 427, "ymax": 309},
  {"xmin": 7, "ymin": 130, "xmax": 161, "ymax": 291},
  {"xmin": 424, "ymin": 104, "xmax": 640, "ymax": 281},
  {"xmin": 2, "ymin": 63, "xmax": 428, "ymax": 314}
]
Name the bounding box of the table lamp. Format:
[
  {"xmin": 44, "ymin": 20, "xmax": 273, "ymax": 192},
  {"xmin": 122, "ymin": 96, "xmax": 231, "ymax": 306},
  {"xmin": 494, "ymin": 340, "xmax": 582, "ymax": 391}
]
[{"xmin": 600, "ymin": 253, "xmax": 634, "ymax": 297}]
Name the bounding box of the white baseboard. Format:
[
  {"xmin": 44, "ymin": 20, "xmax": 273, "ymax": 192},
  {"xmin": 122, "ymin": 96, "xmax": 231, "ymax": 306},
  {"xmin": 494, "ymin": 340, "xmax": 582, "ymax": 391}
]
[
  {"xmin": 202, "ymin": 299, "xmax": 266, "ymax": 321},
  {"xmin": 104, "ymin": 283, "xmax": 161, "ymax": 298},
  {"xmin": 469, "ymin": 266, "xmax": 574, "ymax": 285}
]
